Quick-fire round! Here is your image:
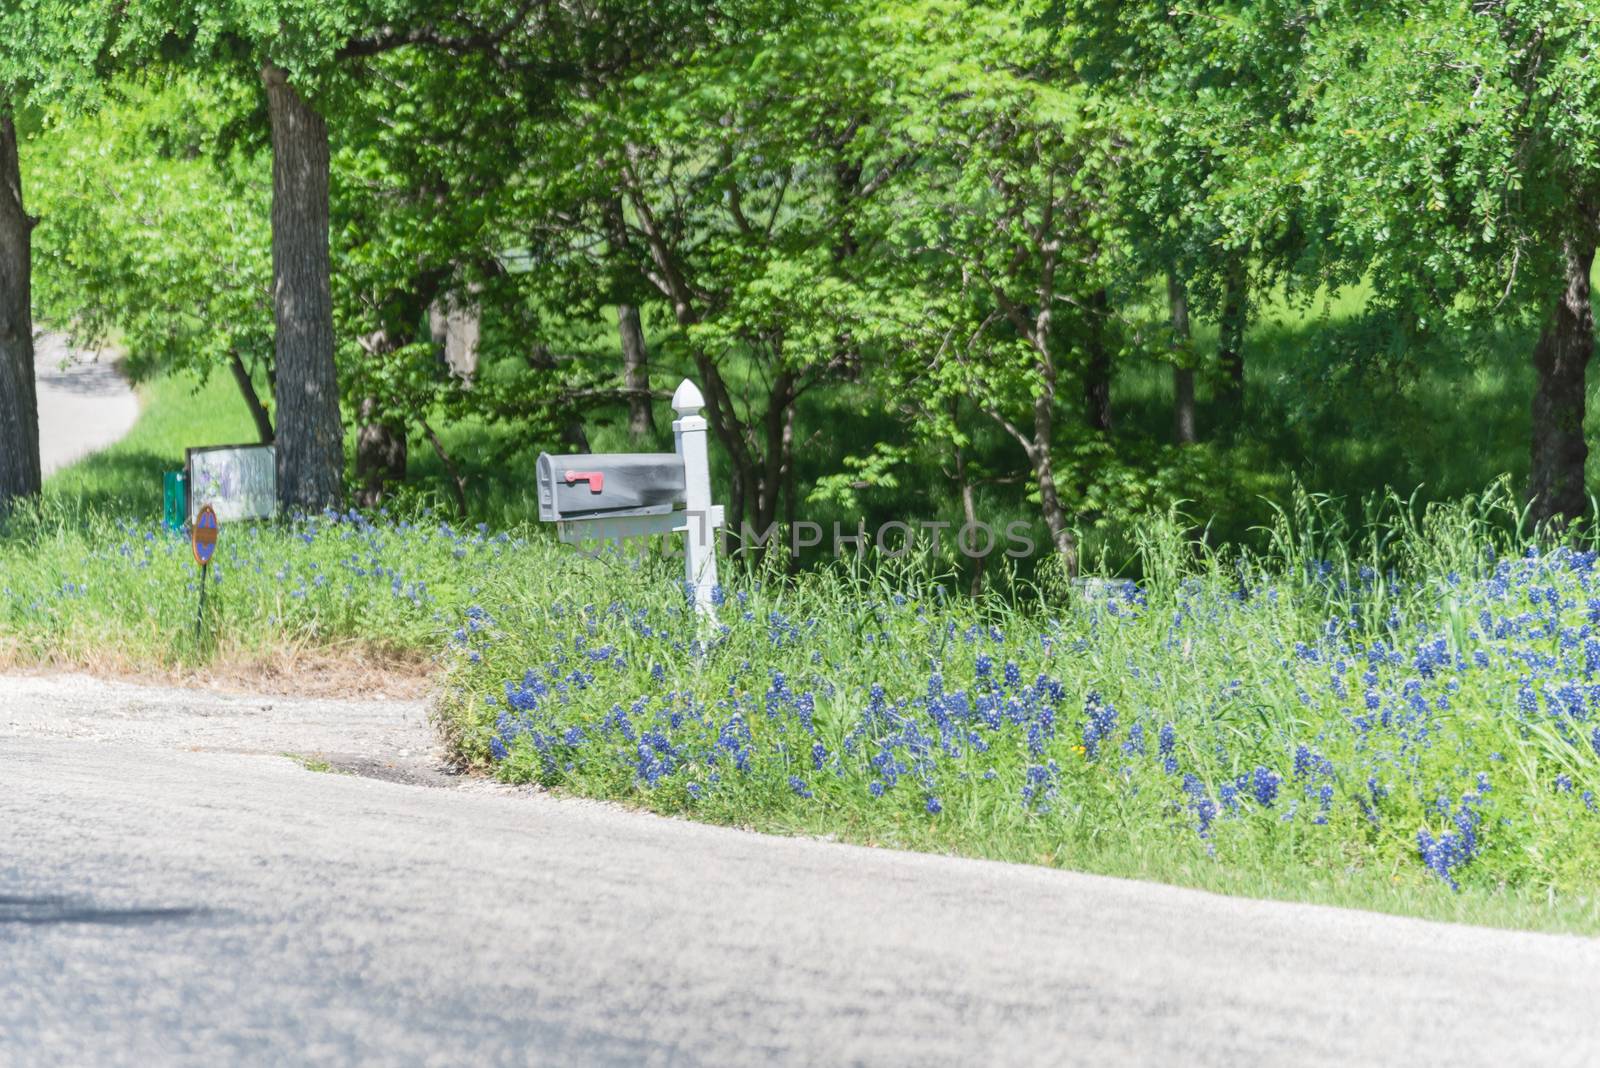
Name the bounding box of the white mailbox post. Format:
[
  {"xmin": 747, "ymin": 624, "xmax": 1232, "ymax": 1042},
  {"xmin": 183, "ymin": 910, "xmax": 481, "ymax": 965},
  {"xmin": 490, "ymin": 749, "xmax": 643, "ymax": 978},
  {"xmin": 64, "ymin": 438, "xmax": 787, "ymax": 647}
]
[
  {"xmin": 539, "ymin": 379, "xmax": 723, "ymax": 617},
  {"xmin": 671, "ymin": 380, "xmax": 721, "ymax": 614}
]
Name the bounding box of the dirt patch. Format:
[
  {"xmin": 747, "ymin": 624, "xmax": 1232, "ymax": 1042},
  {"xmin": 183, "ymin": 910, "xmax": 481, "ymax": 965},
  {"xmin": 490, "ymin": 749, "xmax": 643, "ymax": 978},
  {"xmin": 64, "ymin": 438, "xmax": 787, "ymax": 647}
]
[
  {"xmin": 319, "ymin": 753, "xmax": 471, "ymax": 789},
  {"xmin": 1, "ymin": 646, "xmax": 437, "ymax": 701}
]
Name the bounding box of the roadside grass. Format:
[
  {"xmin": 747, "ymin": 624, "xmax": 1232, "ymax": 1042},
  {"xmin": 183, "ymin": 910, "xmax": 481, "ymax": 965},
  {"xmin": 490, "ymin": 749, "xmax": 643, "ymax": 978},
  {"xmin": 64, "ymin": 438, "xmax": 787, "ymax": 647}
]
[
  {"xmin": 0, "ymin": 502, "xmax": 541, "ymax": 674},
  {"xmin": 435, "ymin": 487, "xmax": 1600, "ymax": 937},
  {"xmin": 5, "ymin": 371, "xmax": 489, "ymax": 677}
]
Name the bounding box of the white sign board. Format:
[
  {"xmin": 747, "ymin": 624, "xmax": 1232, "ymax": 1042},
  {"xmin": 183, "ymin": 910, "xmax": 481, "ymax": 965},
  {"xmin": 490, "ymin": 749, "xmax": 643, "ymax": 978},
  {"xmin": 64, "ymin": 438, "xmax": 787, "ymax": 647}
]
[{"xmin": 187, "ymin": 444, "xmax": 276, "ymax": 523}]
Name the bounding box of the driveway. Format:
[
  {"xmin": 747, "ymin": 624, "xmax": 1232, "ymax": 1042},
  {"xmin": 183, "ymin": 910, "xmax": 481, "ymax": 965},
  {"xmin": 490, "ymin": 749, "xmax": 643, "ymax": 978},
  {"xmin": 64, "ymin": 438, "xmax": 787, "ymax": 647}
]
[
  {"xmin": 2, "ymin": 672, "xmax": 1597, "ymax": 1065},
  {"xmin": 34, "ymin": 332, "xmax": 139, "ymax": 477}
]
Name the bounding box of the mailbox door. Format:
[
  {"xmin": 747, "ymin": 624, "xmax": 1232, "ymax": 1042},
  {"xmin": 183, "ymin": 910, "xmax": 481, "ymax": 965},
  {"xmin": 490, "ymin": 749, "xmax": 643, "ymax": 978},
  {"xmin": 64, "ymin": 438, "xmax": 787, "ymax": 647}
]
[{"xmin": 538, "ymin": 452, "xmax": 686, "ymax": 520}]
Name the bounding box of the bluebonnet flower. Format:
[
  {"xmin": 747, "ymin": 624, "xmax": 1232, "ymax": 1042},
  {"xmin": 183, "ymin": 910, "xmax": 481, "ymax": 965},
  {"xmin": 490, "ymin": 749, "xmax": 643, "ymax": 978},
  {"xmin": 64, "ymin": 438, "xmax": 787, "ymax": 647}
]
[
  {"xmin": 1080, "ymin": 693, "xmax": 1117, "ymax": 760},
  {"xmin": 789, "ymin": 776, "xmax": 814, "ymax": 799},
  {"xmin": 1122, "ymin": 721, "xmax": 1146, "ymax": 758},
  {"xmin": 1181, "ymin": 774, "xmax": 1218, "ymax": 838},
  {"xmin": 1022, "ymin": 762, "xmax": 1059, "ymax": 811},
  {"xmin": 1250, "ymin": 766, "xmax": 1282, "ymax": 807},
  {"xmin": 1417, "ymin": 794, "xmax": 1484, "ymax": 890}
]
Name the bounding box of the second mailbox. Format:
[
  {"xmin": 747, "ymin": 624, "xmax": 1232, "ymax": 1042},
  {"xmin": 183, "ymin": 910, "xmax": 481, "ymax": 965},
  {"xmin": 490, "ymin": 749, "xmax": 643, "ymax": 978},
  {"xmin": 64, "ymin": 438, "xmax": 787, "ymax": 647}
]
[{"xmin": 536, "ymin": 452, "xmax": 687, "ymax": 522}]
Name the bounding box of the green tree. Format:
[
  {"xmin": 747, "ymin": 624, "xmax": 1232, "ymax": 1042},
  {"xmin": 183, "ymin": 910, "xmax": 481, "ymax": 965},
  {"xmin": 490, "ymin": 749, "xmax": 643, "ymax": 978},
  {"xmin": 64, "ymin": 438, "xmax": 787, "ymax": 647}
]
[
  {"xmin": 1297, "ymin": 1, "xmax": 1600, "ymax": 530},
  {"xmin": 100, "ymin": 0, "xmax": 472, "ymax": 509},
  {"xmin": 0, "ymin": 1, "xmax": 120, "ymax": 509},
  {"xmin": 536, "ymin": 0, "xmax": 884, "ymax": 543},
  {"xmin": 859, "ymin": 0, "xmax": 1139, "ymax": 572},
  {"xmin": 28, "ymin": 77, "xmax": 277, "ymax": 443},
  {"xmin": 1061, "ymin": 1, "xmax": 1319, "ymax": 436}
]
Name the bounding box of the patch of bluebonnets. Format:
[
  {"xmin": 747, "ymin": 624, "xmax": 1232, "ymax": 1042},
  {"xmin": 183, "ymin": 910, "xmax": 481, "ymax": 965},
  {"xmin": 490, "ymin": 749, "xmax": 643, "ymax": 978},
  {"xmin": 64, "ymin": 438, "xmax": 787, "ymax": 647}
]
[{"xmin": 462, "ymin": 545, "xmax": 1600, "ymax": 892}]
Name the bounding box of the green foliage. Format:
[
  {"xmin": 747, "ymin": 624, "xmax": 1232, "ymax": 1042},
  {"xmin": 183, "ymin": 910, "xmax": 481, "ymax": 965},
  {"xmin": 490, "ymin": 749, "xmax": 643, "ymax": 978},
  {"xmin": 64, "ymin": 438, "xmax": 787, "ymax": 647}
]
[
  {"xmin": 1293, "ymin": 0, "xmax": 1600, "ymax": 324},
  {"xmin": 432, "ymin": 486, "xmax": 1600, "ymax": 934},
  {"xmin": 12, "ymin": 0, "xmax": 1600, "ymax": 585},
  {"xmin": 27, "ymin": 75, "xmax": 274, "ymax": 392}
]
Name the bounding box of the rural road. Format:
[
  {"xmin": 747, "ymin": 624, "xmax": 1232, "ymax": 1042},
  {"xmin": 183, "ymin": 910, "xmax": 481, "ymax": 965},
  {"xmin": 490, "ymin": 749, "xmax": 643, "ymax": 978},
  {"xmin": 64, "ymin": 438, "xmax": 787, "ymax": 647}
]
[
  {"xmin": 34, "ymin": 332, "xmax": 140, "ymax": 477},
  {"xmin": 3, "ymin": 673, "xmax": 1599, "ymax": 1066}
]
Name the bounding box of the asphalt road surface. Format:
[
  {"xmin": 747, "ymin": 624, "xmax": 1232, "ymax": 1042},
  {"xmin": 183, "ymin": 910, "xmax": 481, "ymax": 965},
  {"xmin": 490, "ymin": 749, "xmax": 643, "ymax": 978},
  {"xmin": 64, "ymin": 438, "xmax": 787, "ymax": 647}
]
[
  {"xmin": 34, "ymin": 332, "xmax": 140, "ymax": 477},
  {"xmin": 3, "ymin": 673, "xmax": 1599, "ymax": 1066}
]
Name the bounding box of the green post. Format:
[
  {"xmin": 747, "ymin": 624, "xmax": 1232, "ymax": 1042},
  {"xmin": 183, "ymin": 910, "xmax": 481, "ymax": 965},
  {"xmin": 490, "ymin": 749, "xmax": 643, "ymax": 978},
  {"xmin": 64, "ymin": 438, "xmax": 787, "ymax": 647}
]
[{"xmin": 163, "ymin": 471, "xmax": 187, "ymax": 532}]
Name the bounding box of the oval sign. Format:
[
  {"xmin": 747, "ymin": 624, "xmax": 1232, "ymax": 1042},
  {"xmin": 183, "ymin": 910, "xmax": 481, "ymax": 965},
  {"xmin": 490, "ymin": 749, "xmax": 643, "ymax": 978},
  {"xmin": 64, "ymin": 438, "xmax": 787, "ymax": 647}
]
[{"xmin": 192, "ymin": 505, "xmax": 220, "ymax": 568}]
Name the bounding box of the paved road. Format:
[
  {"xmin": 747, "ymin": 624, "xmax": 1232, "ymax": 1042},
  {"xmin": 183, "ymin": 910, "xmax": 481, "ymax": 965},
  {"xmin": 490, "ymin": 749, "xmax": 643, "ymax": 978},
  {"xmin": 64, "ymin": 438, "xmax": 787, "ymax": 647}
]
[
  {"xmin": 34, "ymin": 332, "xmax": 140, "ymax": 477},
  {"xmin": 3, "ymin": 673, "xmax": 1598, "ymax": 1066}
]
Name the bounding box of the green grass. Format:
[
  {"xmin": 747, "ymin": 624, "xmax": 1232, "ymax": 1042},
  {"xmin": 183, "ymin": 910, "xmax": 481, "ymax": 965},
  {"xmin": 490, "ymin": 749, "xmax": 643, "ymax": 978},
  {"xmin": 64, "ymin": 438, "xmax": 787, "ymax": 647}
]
[{"xmin": 432, "ymin": 490, "xmax": 1600, "ymax": 936}]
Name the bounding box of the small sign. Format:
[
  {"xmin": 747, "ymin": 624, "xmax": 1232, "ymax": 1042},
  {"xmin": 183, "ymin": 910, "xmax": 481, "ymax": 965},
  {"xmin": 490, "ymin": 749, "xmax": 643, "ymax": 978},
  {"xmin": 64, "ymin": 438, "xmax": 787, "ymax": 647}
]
[
  {"xmin": 187, "ymin": 444, "xmax": 276, "ymax": 523},
  {"xmin": 192, "ymin": 505, "xmax": 219, "ymax": 568}
]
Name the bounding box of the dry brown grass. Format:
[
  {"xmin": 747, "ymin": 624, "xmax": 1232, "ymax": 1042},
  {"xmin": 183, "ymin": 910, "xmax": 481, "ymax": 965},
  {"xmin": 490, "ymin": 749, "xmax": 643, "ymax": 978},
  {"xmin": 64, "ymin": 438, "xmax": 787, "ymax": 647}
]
[{"xmin": 0, "ymin": 640, "xmax": 437, "ymax": 699}]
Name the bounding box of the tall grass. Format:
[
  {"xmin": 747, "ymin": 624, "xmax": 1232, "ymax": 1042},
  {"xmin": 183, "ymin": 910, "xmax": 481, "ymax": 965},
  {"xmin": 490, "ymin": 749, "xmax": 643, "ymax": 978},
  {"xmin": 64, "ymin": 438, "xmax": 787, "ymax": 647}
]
[
  {"xmin": 434, "ymin": 484, "xmax": 1600, "ymax": 934},
  {"xmin": 0, "ymin": 503, "xmax": 542, "ymax": 671}
]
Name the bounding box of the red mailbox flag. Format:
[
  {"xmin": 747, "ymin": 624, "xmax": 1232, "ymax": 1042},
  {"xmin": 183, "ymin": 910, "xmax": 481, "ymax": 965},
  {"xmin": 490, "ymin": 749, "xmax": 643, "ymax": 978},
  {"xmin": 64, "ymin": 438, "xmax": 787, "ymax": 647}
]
[
  {"xmin": 192, "ymin": 505, "xmax": 219, "ymax": 568},
  {"xmin": 565, "ymin": 470, "xmax": 605, "ymax": 493}
]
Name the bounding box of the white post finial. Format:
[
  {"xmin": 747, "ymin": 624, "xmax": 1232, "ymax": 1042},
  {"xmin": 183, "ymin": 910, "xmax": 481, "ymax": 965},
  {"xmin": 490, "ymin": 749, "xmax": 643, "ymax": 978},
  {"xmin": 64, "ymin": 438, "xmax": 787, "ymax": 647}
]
[
  {"xmin": 672, "ymin": 378, "xmax": 705, "ymax": 417},
  {"xmin": 672, "ymin": 379, "xmax": 718, "ymax": 619}
]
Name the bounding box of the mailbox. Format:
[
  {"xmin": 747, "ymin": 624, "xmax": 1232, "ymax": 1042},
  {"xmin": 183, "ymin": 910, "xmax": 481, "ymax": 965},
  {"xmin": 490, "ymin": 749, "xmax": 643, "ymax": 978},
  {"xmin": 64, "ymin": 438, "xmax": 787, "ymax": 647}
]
[{"xmin": 537, "ymin": 452, "xmax": 687, "ymax": 522}]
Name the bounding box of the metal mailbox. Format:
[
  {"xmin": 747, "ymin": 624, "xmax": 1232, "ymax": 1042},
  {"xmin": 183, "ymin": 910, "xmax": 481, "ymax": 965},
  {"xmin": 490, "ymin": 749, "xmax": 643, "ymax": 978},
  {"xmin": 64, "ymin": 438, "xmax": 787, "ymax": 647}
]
[{"xmin": 536, "ymin": 452, "xmax": 686, "ymax": 522}]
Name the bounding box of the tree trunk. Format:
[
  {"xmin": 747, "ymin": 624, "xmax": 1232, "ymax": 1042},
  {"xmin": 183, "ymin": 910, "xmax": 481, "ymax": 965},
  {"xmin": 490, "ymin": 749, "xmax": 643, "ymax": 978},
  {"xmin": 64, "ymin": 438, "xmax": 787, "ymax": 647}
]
[
  {"xmin": 953, "ymin": 414, "xmax": 985, "ymax": 595},
  {"xmin": 1030, "ymin": 375, "xmax": 1079, "ymax": 577},
  {"xmin": 831, "ymin": 155, "xmax": 864, "ymax": 380},
  {"xmin": 1033, "ymin": 447, "xmax": 1079, "ymax": 579},
  {"xmin": 617, "ymin": 302, "xmax": 654, "ymax": 441},
  {"xmin": 1528, "ymin": 230, "xmax": 1598, "ymax": 533},
  {"xmin": 0, "ymin": 110, "xmax": 40, "ymax": 510},
  {"xmin": 757, "ymin": 369, "xmax": 796, "ymax": 532},
  {"xmin": 1216, "ymin": 258, "xmax": 1248, "ymax": 413},
  {"xmin": 422, "ymin": 419, "xmax": 468, "ymax": 517},
  {"xmin": 1083, "ymin": 288, "xmax": 1113, "ymax": 434},
  {"xmin": 429, "ymin": 291, "xmax": 480, "ymax": 384},
  {"xmin": 603, "ymin": 196, "xmax": 655, "ymax": 441},
  {"xmin": 262, "ymin": 64, "xmax": 344, "ymax": 512},
  {"xmin": 355, "ymin": 396, "xmax": 406, "ymax": 508},
  {"xmin": 228, "ymin": 350, "xmax": 275, "ymax": 444},
  {"xmin": 1169, "ymin": 273, "xmax": 1196, "ymax": 445}
]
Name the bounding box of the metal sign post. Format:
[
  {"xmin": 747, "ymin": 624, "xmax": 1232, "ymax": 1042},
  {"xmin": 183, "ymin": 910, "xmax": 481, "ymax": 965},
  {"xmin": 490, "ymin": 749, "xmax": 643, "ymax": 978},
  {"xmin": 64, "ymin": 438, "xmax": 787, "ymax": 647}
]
[
  {"xmin": 536, "ymin": 379, "xmax": 723, "ymax": 617},
  {"xmin": 192, "ymin": 505, "xmax": 219, "ymax": 644}
]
